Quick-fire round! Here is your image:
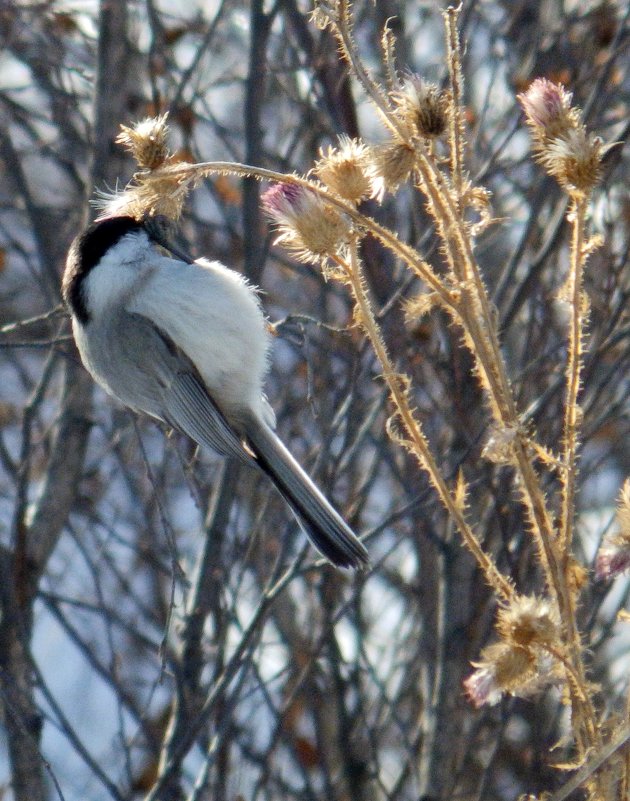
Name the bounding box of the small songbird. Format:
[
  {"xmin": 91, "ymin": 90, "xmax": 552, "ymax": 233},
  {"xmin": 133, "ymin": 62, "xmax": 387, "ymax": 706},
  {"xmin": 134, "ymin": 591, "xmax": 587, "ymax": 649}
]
[{"xmin": 62, "ymin": 213, "xmax": 369, "ymax": 569}]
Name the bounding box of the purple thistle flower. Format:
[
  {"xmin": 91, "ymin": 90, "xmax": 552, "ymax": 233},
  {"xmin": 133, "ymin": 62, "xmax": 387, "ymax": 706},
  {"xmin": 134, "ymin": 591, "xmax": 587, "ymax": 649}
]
[
  {"xmin": 595, "ymin": 545, "xmax": 630, "ymax": 581},
  {"xmin": 518, "ymin": 78, "xmax": 572, "ymax": 130},
  {"xmin": 261, "ymin": 182, "xmax": 351, "ymax": 264}
]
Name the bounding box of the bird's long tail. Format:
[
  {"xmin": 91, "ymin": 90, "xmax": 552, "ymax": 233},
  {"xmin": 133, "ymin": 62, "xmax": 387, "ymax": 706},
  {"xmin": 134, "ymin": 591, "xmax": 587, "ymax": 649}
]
[{"xmin": 243, "ymin": 415, "xmax": 369, "ymax": 569}]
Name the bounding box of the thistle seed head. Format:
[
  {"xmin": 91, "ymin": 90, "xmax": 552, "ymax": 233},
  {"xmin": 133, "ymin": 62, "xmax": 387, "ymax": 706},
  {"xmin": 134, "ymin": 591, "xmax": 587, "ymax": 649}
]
[
  {"xmin": 116, "ymin": 113, "xmax": 172, "ymax": 170},
  {"xmin": 518, "ymin": 78, "xmax": 575, "ymax": 140},
  {"xmin": 491, "ymin": 643, "xmax": 537, "ymax": 692},
  {"xmin": 539, "ymin": 129, "xmax": 603, "ymax": 194},
  {"xmin": 496, "ymin": 595, "xmax": 560, "ymax": 649},
  {"xmin": 393, "ymin": 76, "xmax": 448, "ymax": 139},
  {"xmin": 96, "ymin": 116, "xmax": 192, "ymax": 221},
  {"xmin": 518, "ymin": 78, "xmax": 602, "ymax": 194},
  {"xmin": 313, "ymin": 135, "xmax": 379, "ymax": 204},
  {"xmin": 261, "ymin": 182, "xmax": 351, "ymax": 264},
  {"xmin": 464, "ymin": 642, "xmax": 536, "ymax": 707},
  {"xmin": 371, "ymin": 139, "xmax": 416, "ymax": 193}
]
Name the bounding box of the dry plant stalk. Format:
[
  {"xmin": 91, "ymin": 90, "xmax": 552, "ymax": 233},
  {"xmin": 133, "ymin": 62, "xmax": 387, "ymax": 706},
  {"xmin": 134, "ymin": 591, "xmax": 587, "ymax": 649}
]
[{"xmin": 103, "ymin": 4, "xmax": 626, "ymax": 798}]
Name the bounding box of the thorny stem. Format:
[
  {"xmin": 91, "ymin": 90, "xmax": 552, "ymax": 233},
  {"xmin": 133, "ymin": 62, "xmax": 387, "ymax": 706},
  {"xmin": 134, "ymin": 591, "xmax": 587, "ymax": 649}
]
[
  {"xmin": 339, "ymin": 1, "xmax": 564, "ymax": 592},
  {"xmin": 404, "ymin": 138, "xmax": 598, "ymax": 748},
  {"xmin": 559, "ymin": 196, "xmax": 589, "ymax": 555},
  {"xmin": 323, "ymin": 2, "xmax": 602, "ymax": 759},
  {"xmin": 333, "ymin": 241, "xmax": 513, "ymax": 602},
  {"xmin": 395, "ymin": 19, "xmax": 594, "ymax": 739},
  {"xmin": 555, "ymin": 194, "xmax": 603, "ymax": 759},
  {"xmin": 155, "ymin": 161, "xmax": 458, "ymax": 307},
  {"xmin": 543, "ymin": 643, "xmax": 599, "ymax": 746},
  {"xmin": 444, "ymin": 6, "xmax": 466, "ymax": 203},
  {"xmin": 548, "ymin": 724, "xmax": 630, "ymax": 801},
  {"xmin": 413, "ymin": 89, "xmax": 602, "ymax": 764},
  {"xmin": 316, "ymin": 1, "xmax": 395, "ymax": 131},
  {"xmin": 412, "ymin": 144, "xmax": 564, "ymax": 589}
]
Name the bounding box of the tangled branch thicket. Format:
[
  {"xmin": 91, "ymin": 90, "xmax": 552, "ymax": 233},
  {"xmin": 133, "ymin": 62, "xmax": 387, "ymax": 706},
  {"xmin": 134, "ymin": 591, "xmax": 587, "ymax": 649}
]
[{"xmin": 0, "ymin": 2, "xmax": 629, "ymax": 801}]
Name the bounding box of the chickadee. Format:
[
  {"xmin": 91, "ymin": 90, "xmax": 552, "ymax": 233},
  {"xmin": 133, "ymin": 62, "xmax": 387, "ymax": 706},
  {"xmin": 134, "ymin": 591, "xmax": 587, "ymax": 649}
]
[{"xmin": 62, "ymin": 214, "xmax": 369, "ymax": 569}]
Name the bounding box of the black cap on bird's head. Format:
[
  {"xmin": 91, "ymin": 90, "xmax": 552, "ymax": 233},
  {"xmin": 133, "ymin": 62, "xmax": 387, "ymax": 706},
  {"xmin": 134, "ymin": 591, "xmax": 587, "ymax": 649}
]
[{"xmin": 63, "ymin": 212, "xmax": 193, "ymax": 326}]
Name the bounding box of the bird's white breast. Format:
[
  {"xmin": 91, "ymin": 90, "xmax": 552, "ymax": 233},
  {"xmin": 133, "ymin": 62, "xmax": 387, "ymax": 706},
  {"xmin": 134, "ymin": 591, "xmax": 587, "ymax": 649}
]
[{"xmin": 83, "ymin": 231, "xmax": 272, "ymax": 420}]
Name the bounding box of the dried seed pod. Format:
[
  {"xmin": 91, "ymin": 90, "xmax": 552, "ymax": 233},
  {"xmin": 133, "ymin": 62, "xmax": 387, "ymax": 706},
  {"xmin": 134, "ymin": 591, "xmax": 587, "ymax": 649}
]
[
  {"xmin": 496, "ymin": 595, "xmax": 560, "ymax": 649},
  {"xmin": 313, "ymin": 136, "xmax": 379, "ymax": 204},
  {"xmin": 371, "ymin": 139, "xmax": 416, "ymax": 193},
  {"xmin": 518, "ymin": 78, "xmax": 602, "ymax": 194},
  {"xmin": 394, "ymin": 75, "xmax": 449, "ymax": 139},
  {"xmin": 261, "ymin": 182, "xmax": 352, "ymax": 264},
  {"xmin": 116, "ymin": 114, "xmax": 172, "ymax": 170}
]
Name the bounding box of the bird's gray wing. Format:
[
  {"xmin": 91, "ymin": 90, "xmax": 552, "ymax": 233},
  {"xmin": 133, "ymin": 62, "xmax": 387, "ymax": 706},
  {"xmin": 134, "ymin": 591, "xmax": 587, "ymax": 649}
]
[
  {"xmin": 165, "ymin": 370, "xmax": 253, "ymax": 463},
  {"xmin": 124, "ymin": 312, "xmax": 252, "ymax": 463}
]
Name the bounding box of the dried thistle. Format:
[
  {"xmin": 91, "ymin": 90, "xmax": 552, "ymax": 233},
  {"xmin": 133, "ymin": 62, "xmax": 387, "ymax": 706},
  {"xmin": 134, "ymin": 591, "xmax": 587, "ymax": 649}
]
[
  {"xmin": 539, "ymin": 128, "xmax": 603, "ymax": 194},
  {"xmin": 116, "ymin": 113, "xmax": 172, "ymax": 170},
  {"xmin": 518, "ymin": 78, "xmax": 577, "ymax": 141},
  {"xmin": 465, "ymin": 596, "xmax": 564, "ymax": 708},
  {"xmin": 464, "ymin": 640, "xmax": 560, "ymax": 708},
  {"xmin": 261, "ymin": 182, "xmax": 352, "ymax": 264},
  {"xmin": 595, "ymin": 479, "xmax": 630, "ymax": 580},
  {"xmin": 518, "ymin": 78, "xmax": 602, "ymax": 194},
  {"xmin": 95, "ymin": 115, "xmax": 194, "ymax": 222},
  {"xmin": 313, "ymin": 135, "xmax": 379, "ymax": 204},
  {"xmin": 371, "ymin": 138, "xmax": 416, "ymax": 193},
  {"xmin": 393, "ymin": 75, "xmax": 449, "ymax": 139},
  {"xmin": 496, "ymin": 595, "xmax": 560, "ymax": 649},
  {"xmin": 94, "ymin": 162, "xmax": 193, "ymax": 222},
  {"xmin": 464, "ymin": 642, "xmax": 536, "ymax": 707}
]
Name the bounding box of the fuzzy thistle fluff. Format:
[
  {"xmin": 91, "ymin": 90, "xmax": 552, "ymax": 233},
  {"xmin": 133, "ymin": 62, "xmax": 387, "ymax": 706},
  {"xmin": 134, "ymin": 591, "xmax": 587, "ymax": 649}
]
[
  {"xmin": 96, "ymin": 114, "xmax": 194, "ymax": 222},
  {"xmin": 261, "ymin": 182, "xmax": 352, "ymax": 264},
  {"xmin": 518, "ymin": 78, "xmax": 602, "ymax": 194},
  {"xmin": 496, "ymin": 595, "xmax": 560, "ymax": 649},
  {"xmin": 464, "ymin": 643, "xmax": 536, "ymax": 707},
  {"xmin": 313, "ymin": 135, "xmax": 380, "ymax": 204},
  {"xmin": 371, "ymin": 139, "xmax": 416, "ymax": 193},
  {"xmin": 464, "ymin": 596, "xmax": 563, "ymax": 707},
  {"xmin": 518, "ymin": 78, "xmax": 576, "ymax": 140},
  {"xmin": 116, "ymin": 114, "xmax": 172, "ymax": 170},
  {"xmin": 393, "ymin": 75, "xmax": 449, "ymax": 139}
]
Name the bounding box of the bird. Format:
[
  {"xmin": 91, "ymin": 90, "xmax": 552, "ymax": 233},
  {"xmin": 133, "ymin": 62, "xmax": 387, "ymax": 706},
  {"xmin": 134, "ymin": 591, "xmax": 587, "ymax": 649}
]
[{"xmin": 62, "ymin": 213, "xmax": 369, "ymax": 569}]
